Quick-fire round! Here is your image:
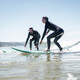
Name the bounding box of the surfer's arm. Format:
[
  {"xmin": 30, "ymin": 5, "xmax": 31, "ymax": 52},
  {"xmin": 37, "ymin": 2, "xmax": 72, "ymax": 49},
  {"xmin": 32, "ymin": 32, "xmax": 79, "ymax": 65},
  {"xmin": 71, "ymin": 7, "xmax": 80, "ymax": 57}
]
[{"xmin": 25, "ymin": 33, "xmax": 30, "ymax": 45}]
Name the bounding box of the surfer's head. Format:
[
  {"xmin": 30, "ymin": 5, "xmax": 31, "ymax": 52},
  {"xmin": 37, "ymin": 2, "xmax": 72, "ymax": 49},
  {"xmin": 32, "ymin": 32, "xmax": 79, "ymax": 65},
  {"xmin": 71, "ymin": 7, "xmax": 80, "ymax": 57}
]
[
  {"xmin": 42, "ymin": 16, "xmax": 48, "ymax": 23},
  {"xmin": 28, "ymin": 27, "xmax": 33, "ymax": 33}
]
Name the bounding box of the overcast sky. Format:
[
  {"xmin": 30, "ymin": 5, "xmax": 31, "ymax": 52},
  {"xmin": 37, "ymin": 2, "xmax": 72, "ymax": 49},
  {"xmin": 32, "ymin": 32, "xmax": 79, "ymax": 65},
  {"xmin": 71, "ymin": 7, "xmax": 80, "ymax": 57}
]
[{"xmin": 0, "ymin": 0, "xmax": 80, "ymax": 42}]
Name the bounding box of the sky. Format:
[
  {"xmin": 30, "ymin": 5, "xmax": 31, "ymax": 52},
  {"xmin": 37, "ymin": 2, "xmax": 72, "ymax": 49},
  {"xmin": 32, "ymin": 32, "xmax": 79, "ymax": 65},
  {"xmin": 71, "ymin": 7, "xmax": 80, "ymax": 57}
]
[{"xmin": 0, "ymin": 0, "xmax": 80, "ymax": 42}]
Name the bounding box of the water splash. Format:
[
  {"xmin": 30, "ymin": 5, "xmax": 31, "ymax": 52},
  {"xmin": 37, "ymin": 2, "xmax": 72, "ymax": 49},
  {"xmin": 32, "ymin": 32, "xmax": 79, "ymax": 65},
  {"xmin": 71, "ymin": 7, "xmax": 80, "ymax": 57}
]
[{"xmin": 67, "ymin": 73, "xmax": 77, "ymax": 80}]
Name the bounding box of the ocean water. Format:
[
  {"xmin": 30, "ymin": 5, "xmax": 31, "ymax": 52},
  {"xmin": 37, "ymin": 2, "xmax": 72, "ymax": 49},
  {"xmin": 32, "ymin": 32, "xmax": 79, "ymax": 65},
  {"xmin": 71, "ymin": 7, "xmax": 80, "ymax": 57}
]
[{"xmin": 0, "ymin": 41, "xmax": 80, "ymax": 80}]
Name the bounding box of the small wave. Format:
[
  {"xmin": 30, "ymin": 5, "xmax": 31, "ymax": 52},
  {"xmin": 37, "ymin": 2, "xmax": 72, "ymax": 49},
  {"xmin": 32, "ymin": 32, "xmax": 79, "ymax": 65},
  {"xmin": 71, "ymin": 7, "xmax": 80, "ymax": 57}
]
[
  {"xmin": 64, "ymin": 41, "xmax": 80, "ymax": 49},
  {"xmin": 50, "ymin": 41, "xmax": 80, "ymax": 52}
]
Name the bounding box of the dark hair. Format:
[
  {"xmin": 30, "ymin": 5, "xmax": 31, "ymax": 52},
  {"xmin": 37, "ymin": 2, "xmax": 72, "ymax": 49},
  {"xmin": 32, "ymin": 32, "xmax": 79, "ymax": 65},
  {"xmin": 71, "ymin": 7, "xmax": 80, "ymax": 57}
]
[
  {"xmin": 42, "ymin": 16, "xmax": 49, "ymax": 21},
  {"xmin": 29, "ymin": 27, "xmax": 33, "ymax": 30}
]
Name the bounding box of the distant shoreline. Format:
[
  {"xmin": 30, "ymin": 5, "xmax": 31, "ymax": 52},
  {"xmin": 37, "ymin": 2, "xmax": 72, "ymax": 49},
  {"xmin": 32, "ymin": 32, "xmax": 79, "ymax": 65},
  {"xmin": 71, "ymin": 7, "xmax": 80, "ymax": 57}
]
[{"xmin": 0, "ymin": 42, "xmax": 24, "ymax": 47}]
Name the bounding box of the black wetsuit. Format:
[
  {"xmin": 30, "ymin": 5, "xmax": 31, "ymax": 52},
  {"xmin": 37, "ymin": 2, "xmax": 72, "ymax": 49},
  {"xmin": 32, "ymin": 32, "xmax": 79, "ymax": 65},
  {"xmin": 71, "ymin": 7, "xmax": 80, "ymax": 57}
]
[
  {"xmin": 41, "ymin": 21, "xmax": 64, "ymax": 51},
  {"xmin": 25, "ymin": 30, "xmax": 40, "ymax": 50}
]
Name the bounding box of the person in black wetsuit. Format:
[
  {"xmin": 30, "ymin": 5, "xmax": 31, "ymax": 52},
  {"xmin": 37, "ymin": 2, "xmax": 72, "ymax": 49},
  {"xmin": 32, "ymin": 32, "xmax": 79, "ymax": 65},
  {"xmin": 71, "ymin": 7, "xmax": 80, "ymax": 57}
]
[
  {"xmin": 24, "ymin": 27, "xmax": 40, "ymax": 50},
  {"xmin": 40, "ymin": 17, "xmax": 64, "ymax": 51}
]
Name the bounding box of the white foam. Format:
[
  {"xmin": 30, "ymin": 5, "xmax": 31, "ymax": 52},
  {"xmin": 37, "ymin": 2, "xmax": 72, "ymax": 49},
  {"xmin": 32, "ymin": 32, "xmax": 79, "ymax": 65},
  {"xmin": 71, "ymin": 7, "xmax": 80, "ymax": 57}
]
[
  {"xmin": 67, "ymin": 73, "xmax": 77, "ymax": 80},
  {"xmin": 49, "ymin": 41, "xmax": 80, "ymax": 52}
]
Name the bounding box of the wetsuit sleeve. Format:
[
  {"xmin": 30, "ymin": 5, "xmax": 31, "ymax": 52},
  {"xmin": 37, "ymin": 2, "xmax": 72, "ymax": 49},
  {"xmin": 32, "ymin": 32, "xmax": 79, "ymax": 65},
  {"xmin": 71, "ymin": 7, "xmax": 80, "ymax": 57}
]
[
  {"xmin": 25, "ymin": 33, "xmax": 30, "ymax": 45},
  {"xmin": 41, "ymin": 26, "xmax": 47, "ymax": 41}
]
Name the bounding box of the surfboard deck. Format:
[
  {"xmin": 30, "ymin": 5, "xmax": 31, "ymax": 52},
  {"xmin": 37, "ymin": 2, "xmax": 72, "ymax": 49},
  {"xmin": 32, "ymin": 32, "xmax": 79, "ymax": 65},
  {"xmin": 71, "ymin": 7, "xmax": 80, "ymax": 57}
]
[
  {"xmin": 11, "ymin": 47, "xmax": 80, "ymax": 54},
  {"xmin": 11, "ymin": 47, "xmax": 52, "ymax": 54}
]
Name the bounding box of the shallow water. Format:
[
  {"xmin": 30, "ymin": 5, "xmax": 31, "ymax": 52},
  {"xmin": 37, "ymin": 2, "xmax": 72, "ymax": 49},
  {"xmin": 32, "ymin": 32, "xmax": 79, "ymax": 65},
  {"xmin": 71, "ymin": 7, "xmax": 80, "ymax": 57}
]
[{"xmin": 0, "ymin": 46, "xmax": 80, "ymax": 80}]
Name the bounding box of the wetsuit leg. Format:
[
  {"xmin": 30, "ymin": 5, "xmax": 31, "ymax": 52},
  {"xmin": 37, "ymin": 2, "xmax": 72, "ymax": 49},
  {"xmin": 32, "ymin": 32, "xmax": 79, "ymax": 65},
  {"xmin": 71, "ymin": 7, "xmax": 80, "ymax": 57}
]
[
  {"xmin": 47, "ymin": 29, "xmax": 64, "ymax": 50},
  {"xmin": 54, "ymin": 35, "xmax": 63, "ymax": 51},
  {"xmin": 30, "ymin": 38, "xmax": 35, "ymax": 50},
  {"xmin": 47, "ymin": 33, "xmax": 55, "ymax": 50},
  {"xmin": 34, "ymin": 37, "xmax": 40, "ymax": 50},
  {"xmin": 54, "ymin": 30, "xmax": 64, "ymax": 51}
]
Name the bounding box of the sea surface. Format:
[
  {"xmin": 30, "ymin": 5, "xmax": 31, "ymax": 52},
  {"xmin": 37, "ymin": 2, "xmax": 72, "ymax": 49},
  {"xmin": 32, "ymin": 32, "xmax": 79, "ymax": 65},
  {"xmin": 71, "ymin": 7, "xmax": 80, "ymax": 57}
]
[{"xmin": 0, "ymin": 41, "xmax": 80, "ymax": 80}]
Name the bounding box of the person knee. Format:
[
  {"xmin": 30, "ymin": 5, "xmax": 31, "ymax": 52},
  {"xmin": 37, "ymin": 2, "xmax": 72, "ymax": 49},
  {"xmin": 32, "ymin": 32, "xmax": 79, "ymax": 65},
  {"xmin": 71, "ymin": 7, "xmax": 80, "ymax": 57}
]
[
  {"xmin": 54, "ymin": 40, "xmax": 57, "ymax": 44},
  {"xmin": 34, "ymin": 42, "xmax": 38, "ymax": 46},
  {"xmin": 34, "ymin": 41, "xmax": 36, "ymax": 46}
]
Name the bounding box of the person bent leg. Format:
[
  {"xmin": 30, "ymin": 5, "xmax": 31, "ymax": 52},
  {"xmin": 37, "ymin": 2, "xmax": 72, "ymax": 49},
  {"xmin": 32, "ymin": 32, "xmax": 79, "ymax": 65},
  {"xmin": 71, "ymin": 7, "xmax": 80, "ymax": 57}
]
[
  {"xmin": 47, "ymin": 29, "xmax": 64, "ymax": 51},
  {"xmin": 34, "ymin": 39, "xmax": 39, "ymax": 50},
  {"xmin": 47, "ymin": 33, "xmax": 56, "ymax": 51},
  {"xmin": 54, "ymin": 35, "xmax": 63, "ymax": 51},
  {"xmin": 54, "ymin": 30, "xmax": 64, "ymax": 51},
  {"xmin": 30, "ymin": 38, "xmax": 35, "ymax": 50}
]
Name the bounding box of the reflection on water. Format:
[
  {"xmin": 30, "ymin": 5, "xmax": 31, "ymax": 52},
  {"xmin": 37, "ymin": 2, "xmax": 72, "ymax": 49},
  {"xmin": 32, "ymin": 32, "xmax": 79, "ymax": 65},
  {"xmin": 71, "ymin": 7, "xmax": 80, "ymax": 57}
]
[{"xmin": 0, "ymin": 49, "xmax": 80, "ymax": 80}]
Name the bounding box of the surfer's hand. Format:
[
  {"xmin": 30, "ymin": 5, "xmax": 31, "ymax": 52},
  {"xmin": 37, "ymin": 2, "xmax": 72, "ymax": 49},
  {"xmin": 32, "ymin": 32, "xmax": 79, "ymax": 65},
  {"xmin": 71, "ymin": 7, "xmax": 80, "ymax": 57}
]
[
  {"xmin": 40, "ymin": 41, "xmax": 42, "ymax": 44},
  {"xmin": 24, "ymin": 44, "xmax": 26, "ymax": 47}
]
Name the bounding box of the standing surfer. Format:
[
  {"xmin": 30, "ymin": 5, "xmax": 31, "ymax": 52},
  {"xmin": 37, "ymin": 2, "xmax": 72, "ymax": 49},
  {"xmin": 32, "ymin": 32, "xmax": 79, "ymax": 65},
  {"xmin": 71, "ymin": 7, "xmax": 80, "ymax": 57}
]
[{"xmin": 40, "ymin": 17, "xmax": 64, "ymax": 51}]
